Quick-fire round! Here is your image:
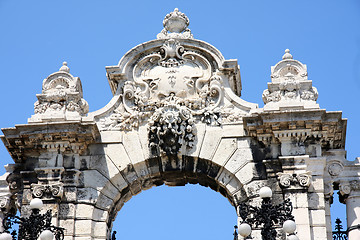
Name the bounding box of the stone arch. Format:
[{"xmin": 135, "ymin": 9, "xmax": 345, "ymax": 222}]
[{"xmin": 87, "ymin": 154, "xmax": 246, "ymax": 239}]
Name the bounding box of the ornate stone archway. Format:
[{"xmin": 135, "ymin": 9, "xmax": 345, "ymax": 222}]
[{"xmin": 0, "ymin": 8, "xmax": 359, "ymax": 240}]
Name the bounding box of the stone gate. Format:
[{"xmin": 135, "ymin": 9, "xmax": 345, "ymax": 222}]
[{"xmin": 0, "ymin": 8, "xmax": 359, "ymax": 240}]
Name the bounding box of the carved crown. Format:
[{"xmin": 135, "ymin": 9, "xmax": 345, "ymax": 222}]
[
  {"xmin": 163, "ymin": 8, "xmax": 189, "ymax": 33},
  {"xmin": 157, "ymin": 8, "xmax": 193, "ymax": 39}
]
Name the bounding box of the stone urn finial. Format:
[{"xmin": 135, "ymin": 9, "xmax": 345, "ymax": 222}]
[
  {"xmin": 59, "ymin": 61, "xmax": 70, "ymax": 73},
  {"xmin": 282, "ymin": 49, "xmax": 293, "ymax": 60}
]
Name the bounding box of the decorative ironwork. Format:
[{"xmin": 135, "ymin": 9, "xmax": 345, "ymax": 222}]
[
  {"xmin": 332, "ymin": 218, "xmax": 347, "ymax": 240},
  {"xmin": 111, "ymin": 230, "xmax": 117, "ymax": 240},
  {"xmin": 233, "ymin": 225, "xmax": 238, "ymax": 240},
  {"xmin": 238, "ymin": 197, "xmax": 294, "ymax": 240},
  {"xmin": 0, "ymin": 201, "xmax": 64, "ymax": 240}
]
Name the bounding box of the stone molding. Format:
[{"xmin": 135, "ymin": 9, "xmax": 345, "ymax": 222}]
[
  {"xmin": 327, "ymin": 161, "xmax": 344, "ymax": 177},
  {"xmin": 1, "ymin": 122, "xmax": 99, "ymax": 162},
  {"xmin": 0, "ymin": 197, "xmax": 11, "ymax": 211},
  {"xmin": 322, "ymin": 150, "xmax": 360, "ymax": 202},
  {"xmin": 0, "ymin": 171, "xmax": 16, "ymax": 214},
  {"xmin": 244, "ymin": 110, "xmax": 346, "ymax": 152},
  {"xmin": 35, "ymin": 167, "xmax": 65, "ymax": 182},
  {"xmin": 82, "ymin": 11, "xmax": 258, "ymax": 155}
]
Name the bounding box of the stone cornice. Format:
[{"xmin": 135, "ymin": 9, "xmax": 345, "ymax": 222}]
[
  {"xmin": 1, "ymin": 121, "xmax": 100, "ymax": 162},
  {"xmin": 243, "ymin": 109, "xmax": 346, "ymax": 149}
]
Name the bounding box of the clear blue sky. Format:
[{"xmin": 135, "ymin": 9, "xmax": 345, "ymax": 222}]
[{"xmin": 0, "ymin": 0, "xmax": 359, "ymax": 239}]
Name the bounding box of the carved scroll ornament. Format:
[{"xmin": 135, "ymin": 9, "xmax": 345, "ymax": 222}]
[
  {"xmin": 31, "ymin": 183, "xmax": 64, "ymax": 200},
  {"xmin": 278, "ymin": 172, "xmax": 311, "ymax": 188},
  {"xmin": 0, "ymin": 197, "xmax": 11, "ymax": 210}
]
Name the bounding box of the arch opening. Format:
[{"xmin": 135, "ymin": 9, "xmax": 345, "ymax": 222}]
[
  {"xmin": 96, "ymin": 156, "xmax": 245, "ymax": 239},
  {"xmin": 112, "ymin": 184, "xmax": 238, "ymax": 240}
]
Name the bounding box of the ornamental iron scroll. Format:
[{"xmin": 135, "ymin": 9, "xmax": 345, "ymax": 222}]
[
  {"xmin": 238, "ymin": 198, "xmax": 295, "ymax": 240},
  {"xmin": 332, "ymin": 218, "xmax": 348, "ymax": 240},
  {"xmin": 1, "ymin": 202, "xmax": 64, "ymax": 240}
]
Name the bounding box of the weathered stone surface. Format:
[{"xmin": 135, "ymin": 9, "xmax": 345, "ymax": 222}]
[{"xmin": 212, "ymin": 138, "xmax": 237, "ymax": 167}]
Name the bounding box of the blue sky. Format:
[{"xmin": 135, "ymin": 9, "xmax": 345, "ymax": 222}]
[{"xmin": 0, "ymin": 0, "xmax": 359, "ymax": 239}]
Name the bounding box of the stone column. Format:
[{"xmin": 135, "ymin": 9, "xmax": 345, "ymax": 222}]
[{"xmin": 340, "ymin": 180, "xmax": 360, "ymax": 240}]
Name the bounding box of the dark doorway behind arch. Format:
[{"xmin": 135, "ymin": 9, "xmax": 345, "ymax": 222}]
[{"xmin": 113, "ymin": 184, "xmax": 237, "ymax": 240}]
